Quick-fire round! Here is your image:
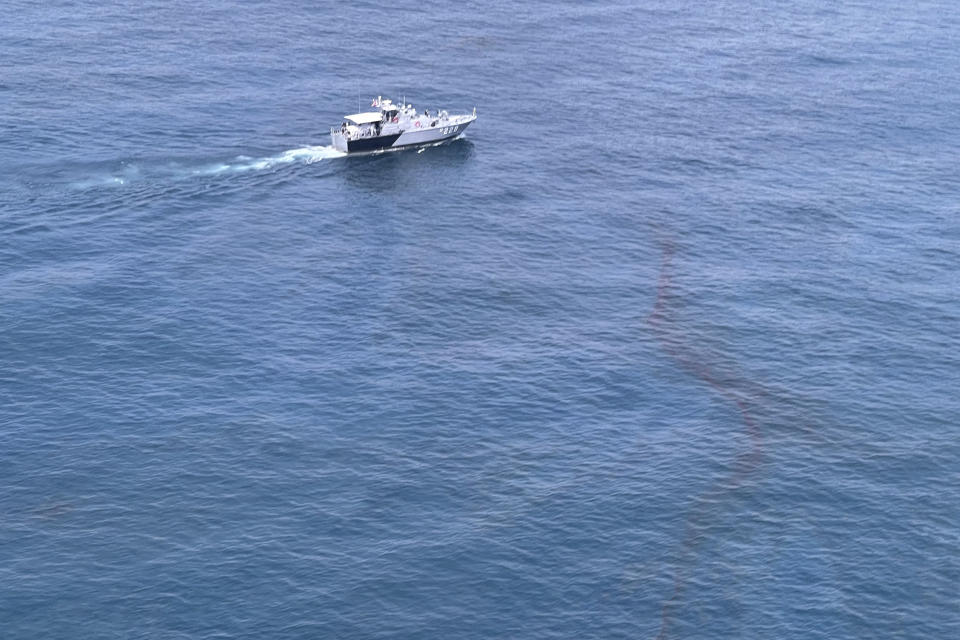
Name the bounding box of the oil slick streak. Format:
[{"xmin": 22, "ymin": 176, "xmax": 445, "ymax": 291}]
[{"xmin": 648, "ymin": 237, "xmax": 766, "ymax": 640}]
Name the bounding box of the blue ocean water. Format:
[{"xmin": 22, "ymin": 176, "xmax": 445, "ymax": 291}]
[{"xmin": 2, "ymin": 0, "xmax": 959, "ymax": 637}]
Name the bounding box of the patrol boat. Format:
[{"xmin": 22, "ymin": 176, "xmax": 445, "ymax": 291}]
[{"xmin": 331, "ymin": 96, "xmax": 476, "ymax": 153}]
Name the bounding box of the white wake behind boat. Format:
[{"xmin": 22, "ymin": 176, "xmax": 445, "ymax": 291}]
[{"xmin": 331, "ymin": 96, "xmax": 476, "ymax": 153}]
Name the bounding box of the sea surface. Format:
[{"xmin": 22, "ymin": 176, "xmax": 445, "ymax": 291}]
[{"xmin": 2, "ymin": 1, "xmax": 958, "ymax": 638}]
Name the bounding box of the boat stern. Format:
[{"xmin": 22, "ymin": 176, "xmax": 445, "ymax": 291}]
[{"xmin": 330, "ymin": 127, "xmax": 349, "ymax": 152}]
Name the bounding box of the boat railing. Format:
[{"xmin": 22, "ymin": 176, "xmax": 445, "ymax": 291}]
[{"xmin": 331, "ymin": 127, "xmax": 383, "ymax": 141}]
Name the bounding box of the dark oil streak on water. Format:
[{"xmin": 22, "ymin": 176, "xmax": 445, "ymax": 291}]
[{"xmin": 647, "ymin": 237, "xmax": 766, "ymax": 640}]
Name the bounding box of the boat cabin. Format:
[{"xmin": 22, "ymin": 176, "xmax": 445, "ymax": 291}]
[{"xmin": 339, "ymin": 111, "xmax": 384, "ymax": 140}]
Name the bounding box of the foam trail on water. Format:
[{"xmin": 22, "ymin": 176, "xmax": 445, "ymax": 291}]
[
  {"xmin": 196, "ymin": 145, "xmax": 345, "ymax": 175},
  {"xmin": 71, "ymin": 145, "xmax": 345, "ymax": 189},
  {"xmin": 70, "ymin": 163, "xmax": 144, "ymax": 189}
]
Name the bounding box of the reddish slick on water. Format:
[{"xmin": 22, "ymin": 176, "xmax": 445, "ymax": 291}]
[{"xmin": 648, "ymin": 238, "xmax": 766, "ymax": 639}]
